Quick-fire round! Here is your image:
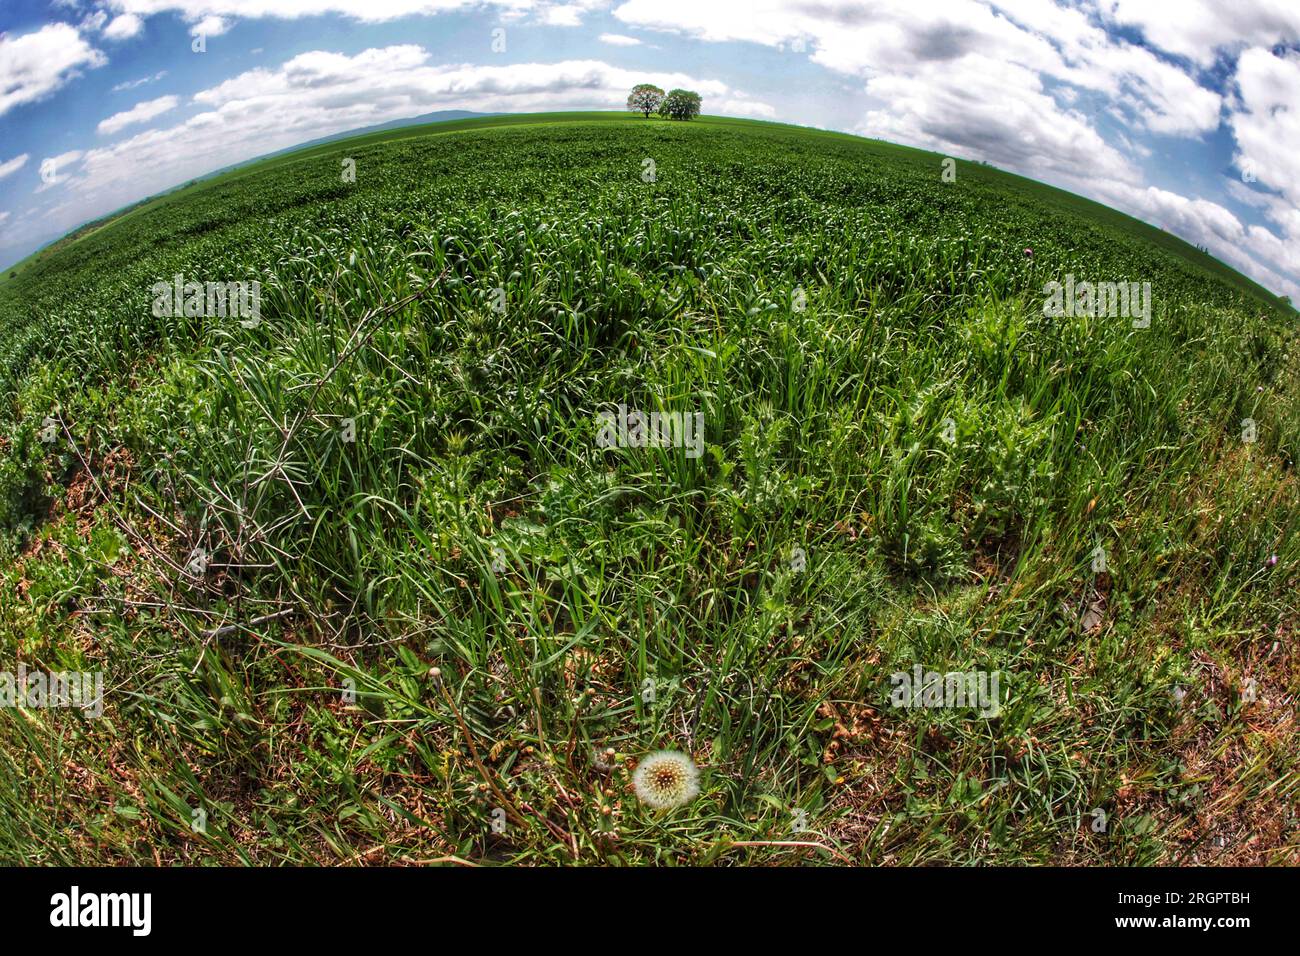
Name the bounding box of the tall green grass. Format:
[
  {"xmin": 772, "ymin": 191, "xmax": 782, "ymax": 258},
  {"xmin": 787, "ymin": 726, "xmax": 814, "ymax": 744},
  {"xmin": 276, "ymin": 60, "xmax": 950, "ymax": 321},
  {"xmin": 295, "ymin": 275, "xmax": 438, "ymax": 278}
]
[{"xmin": 0, "ymin": 116, "xmax": 1295, "ymax": 865}]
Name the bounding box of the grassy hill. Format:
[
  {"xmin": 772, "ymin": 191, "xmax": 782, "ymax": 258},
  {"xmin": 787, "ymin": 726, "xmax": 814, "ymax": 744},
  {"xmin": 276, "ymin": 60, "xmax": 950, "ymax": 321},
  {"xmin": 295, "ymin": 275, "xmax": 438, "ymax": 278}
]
[{"xmin": 0, "ymin": 113, "xmax": 1295, "ymax": 865}]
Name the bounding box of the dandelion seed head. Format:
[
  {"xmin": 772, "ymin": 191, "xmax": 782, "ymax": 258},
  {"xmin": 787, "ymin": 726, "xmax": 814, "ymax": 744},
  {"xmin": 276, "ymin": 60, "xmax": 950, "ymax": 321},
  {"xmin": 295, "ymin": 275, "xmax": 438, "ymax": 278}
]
[{"xmin": 632, "ymin": 750, "xmax": 700, "ymax": 809}]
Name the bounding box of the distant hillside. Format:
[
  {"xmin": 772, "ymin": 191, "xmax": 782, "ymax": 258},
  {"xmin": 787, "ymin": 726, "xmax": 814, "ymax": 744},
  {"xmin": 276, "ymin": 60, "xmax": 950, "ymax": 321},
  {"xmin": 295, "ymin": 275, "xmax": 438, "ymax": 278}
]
[
  {"xmin": 249, "ymin": 110, "xmax": 497, "ymax": 163},
  {"xmin": 0, "ymin": 110, "xmax": 494, "ymax": 280}
]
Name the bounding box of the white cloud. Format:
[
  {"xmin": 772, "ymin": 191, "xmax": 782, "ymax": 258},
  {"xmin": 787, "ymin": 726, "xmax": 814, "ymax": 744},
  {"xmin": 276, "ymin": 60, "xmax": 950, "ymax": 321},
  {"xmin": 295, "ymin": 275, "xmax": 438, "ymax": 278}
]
[
  {"xmin": 97, "ymin": 95, "xmax": 181, "ymax": 135},
  {"xmin": 1100, "ymin": 0, "xmax": 1300, "ymax": 67},
  {"xmin": 615, "ymin": 0, "xmax": 1223, "ymax": 137},
  {"xmin": 1225, "ymin": 177, "xmax": 1273, "ymax": 210},
  {"xmin": 599, "ymin": 33, "xmax": 641, "ymax": 46},
  {"xmin": 714, "ymin": 96, "xmax": 775, "ymax": 119},
  {"xmin": 540, "ymin": 4, "xmax": 590, "ymax": 26},
  {"xmin": 1229, "ymin": 49, "xmax": 1300, "ymax": 212},
  {"xmin": 609, "ymin": 0, "xmax": 1172, "ymax": 189},
  {"xmin": 0, "ymin": 154, "xmax": 30, "ymax": 180},
  {"xmin": 35, "ymin": 151, "xmax": 85, "ymax": 192},
  {"xmin": 101, "ymin": 1, "xmax": 596, "ymax": 26},
  {"xmin": 80, "ymin": 10, "xmax": 110, "ymax": 32},
  {"xmin": 1216, "ymin": 46, "xmax": 1300, "ymax": 299},
  {"xmin": 0, "ymin": 23, "xmax": 107, "ymax": 117},
  {"xmin": 104, "ymin": 13, "xmax": 146, "ymax": 40},
  {"xmin": 859, "ymin": 56, "xmax": 1139, "ymax": 187},
  {"xmin": 0, "ymin": 211, "xmax": 10, "ymax": 227},
  {"xmin": 1096, "ymin": 179, "xmax": 1300, "ymax": 301},
  {"xmin": 190, "ymin": 16, "xmax": 231, "ymax": 36}
]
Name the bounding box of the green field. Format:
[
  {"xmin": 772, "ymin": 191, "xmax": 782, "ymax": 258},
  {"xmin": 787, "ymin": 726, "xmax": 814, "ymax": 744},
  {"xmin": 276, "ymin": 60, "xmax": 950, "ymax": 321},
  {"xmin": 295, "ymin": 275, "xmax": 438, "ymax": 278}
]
[{"xmin": 0, "ymin": 113, "xmax": 1295, "ymax": 865}]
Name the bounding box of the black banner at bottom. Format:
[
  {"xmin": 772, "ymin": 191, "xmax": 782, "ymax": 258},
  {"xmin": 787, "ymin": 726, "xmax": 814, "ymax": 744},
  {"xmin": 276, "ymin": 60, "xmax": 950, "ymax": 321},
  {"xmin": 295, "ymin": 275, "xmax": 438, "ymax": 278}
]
[{"xmin": 0, "ymin": 865, "xmax": 1282, "ymax": 941}]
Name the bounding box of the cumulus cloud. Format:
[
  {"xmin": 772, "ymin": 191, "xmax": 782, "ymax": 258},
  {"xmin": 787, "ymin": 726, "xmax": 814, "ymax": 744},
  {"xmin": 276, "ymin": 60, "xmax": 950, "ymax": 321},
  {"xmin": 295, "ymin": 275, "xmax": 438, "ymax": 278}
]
[
  {"xmin": 97, "ymin": 95, "xmax": 181, "ymax": 135},
  {"xmin": 190, "ymin": 15, "xmax": 231, "ymax": 36},
  {"xmin": 1229, "ymin": 49, "xmax": 1300, "ymax": 213},
  {"xmin": 1216, "ymin": 46, "xmax": 1300, "ymax": 299},
  {"xmin": 1055, "ymin": 174, "xmax": 1298, "ymax": 301},
  {"xmin": 0, "ymin": 23, "xmax": 107, "ymax": 117},
  {"xmin": 616, "ymin": 1, "xmax": 1222, "ymax": 137},
  {"xmin": 188, "ymin": 48, "xmax": 756, "ymax": 117},
  {"xmin": 1100, "ymin": 0, "xmax": 1300, "ymax": 68},
  {"xmin": 859, "ymin": 57, "xmax": 1139, "ymax": 187},
  {"xmin": 103, "ymin": 13, "xmax": 146, "ymax": 40},
  {"xmin": 599, "ymin": 33, "xmax": 641, "ymax": 46}
]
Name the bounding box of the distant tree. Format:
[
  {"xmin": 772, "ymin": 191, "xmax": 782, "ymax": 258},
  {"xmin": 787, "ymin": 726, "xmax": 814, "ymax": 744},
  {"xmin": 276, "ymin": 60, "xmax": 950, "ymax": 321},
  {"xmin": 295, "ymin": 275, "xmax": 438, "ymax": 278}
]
[
  {"xmin": 660, "ymin": 89, "xmax": 702, "ymax": 121},
  {"xmin": 627, "ymin": 84, "xmax": 665, "ymax": 119}
]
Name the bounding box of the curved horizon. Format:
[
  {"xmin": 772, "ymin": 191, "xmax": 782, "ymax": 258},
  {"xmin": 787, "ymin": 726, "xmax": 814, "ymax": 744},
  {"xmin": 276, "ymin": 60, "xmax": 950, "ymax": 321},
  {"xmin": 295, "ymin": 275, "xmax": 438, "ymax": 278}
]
[{"xmin": 0, "ymin": 1, "xmax": 1297, "ymax": 300}]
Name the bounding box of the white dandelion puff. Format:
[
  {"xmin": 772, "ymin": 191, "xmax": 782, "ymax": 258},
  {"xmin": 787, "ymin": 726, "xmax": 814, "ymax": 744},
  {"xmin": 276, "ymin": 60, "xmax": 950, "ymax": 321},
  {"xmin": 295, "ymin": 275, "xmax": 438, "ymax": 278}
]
[{"xmin": 632, "ymin": 750, "xmax": 700, "ymax": 809}]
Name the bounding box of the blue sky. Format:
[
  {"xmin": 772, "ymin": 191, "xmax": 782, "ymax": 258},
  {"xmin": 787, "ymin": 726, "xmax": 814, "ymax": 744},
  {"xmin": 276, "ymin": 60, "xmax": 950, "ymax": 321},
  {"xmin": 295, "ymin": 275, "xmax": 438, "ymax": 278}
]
[{"xmin": 0, "ymin": 0, "xmax": 1297, "ymax": 299}]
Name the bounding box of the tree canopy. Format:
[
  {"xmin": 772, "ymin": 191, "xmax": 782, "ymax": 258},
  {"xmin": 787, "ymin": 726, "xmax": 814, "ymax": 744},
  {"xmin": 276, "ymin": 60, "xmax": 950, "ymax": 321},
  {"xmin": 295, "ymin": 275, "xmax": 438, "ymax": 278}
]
[
  {"xmin": 626, "ymin": 83, "xmax": 666, "ymax": 118},
  {"xmin": 660, "ymin": 88, "xmax": 702, "ymax": 121}
]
